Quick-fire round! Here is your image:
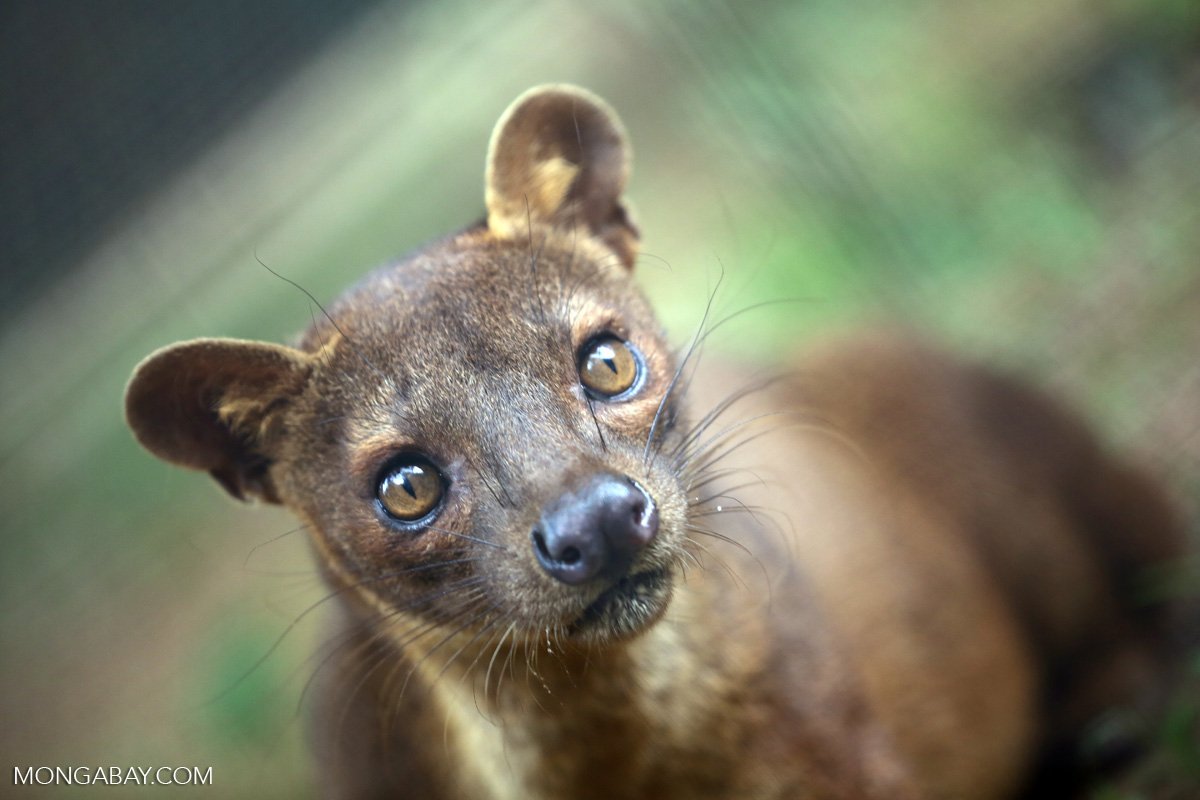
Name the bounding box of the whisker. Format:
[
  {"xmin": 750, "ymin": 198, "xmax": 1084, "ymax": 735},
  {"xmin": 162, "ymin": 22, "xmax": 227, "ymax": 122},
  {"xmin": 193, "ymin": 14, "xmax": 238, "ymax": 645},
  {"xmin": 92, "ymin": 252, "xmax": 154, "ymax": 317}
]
[
  {"xmin": 689, "ymin": 479, "xmax": 775, "ymax": 508},
  {"xmin": 586, "ymin": 397, "xmax": 608, "ymax": 452},
  {"xmin": 254, "ymin": 251, "xmax": 389, "ymax": 382},
  {"xmin": 698, "ymin": 296, "xmax": 818, "ymax": 345},
  {"xmin": 207, "ymin": 565, "xmax": 487, "ymax": 704},
  {"xmin": 681, "ymin": 421, "xmax": 812, "ymax": 480},
  {"xmin": 421, "ymin": 522, "xmax": 509, "ymax": 551},
  {"xmin": 484, "ymin": 621, "xmax": 518, "ymax": 711},
  {"xmin": 669, "ymin": 376, "xmax": 784, "ymax": 463},
  {"xmin": 673, "ymin": 410, "xmax": 798, "ymax": 472},
  {"xmin": 643, "ymin": 267, "xmax": 725, "ymax": 466},
  {"xmin": 434, "ymin": 607, "xmax": 505, "ymax": 687},
  {"xmin": 394, "ymin": 602, "xmax": 496, "ymax": 701},
  {"xmin": 684, "ymin": 465, "xmax": 770, "ymax": 496},
  {"xmin": 682, "ymin": 535, "xmax": 746, "ymax": 591},
  {"xmin": 243, "ymin": 523, "xmax": 310, "ymax": 568},
  {"xmin": 524, "ymin": 195, "xmax": 549, "ymax": 325}
]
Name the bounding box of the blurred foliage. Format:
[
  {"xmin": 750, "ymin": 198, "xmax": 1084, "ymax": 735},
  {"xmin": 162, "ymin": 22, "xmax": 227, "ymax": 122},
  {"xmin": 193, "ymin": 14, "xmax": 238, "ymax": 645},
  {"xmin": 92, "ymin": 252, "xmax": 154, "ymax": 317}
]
[{"xmin": 0, "ymin": 0, "xmax": 1196, "ymax": 796}]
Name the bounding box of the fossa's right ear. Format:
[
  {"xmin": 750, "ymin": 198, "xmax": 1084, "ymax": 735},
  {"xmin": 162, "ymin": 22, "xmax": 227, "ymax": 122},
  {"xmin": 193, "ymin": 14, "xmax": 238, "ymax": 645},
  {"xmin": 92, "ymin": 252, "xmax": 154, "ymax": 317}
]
[
  {"xmin": 485, "ymin": 84, "xmax": 639, "ymax": 268},
  {"xmin": 125, "ymin": 338, "xmax": 313, "ymax": 503}
]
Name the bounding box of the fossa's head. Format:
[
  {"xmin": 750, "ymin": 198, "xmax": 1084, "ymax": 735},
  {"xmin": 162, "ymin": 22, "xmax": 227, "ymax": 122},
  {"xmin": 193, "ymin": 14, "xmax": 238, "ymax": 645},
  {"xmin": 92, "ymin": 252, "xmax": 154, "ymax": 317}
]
[{"xmin": 126, "ymin": 86, "xmax": 693, "ymax": 647}]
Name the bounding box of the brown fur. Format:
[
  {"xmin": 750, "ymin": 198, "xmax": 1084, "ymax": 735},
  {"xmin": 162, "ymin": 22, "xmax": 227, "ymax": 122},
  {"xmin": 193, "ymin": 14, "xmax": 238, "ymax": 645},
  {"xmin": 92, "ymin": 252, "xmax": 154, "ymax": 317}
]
[{"xmin": 125, "ymin": 85, "xmax": 1185, "ymax": 798}]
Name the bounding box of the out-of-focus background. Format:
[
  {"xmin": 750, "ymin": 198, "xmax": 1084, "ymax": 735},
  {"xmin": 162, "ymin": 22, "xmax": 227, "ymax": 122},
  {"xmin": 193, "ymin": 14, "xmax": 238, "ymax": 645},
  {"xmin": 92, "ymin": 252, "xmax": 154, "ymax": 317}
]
[{"xmin": 1, "ymin": 0, "xmax": 1197, "ymax": 796}]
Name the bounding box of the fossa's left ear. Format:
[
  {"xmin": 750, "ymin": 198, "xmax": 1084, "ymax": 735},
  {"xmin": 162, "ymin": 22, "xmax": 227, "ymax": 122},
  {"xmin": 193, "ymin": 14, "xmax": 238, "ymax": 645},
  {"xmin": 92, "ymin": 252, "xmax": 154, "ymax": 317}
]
[{"xmin": 485, "ymin": 84, "xmax": 639, "ymax": 268}]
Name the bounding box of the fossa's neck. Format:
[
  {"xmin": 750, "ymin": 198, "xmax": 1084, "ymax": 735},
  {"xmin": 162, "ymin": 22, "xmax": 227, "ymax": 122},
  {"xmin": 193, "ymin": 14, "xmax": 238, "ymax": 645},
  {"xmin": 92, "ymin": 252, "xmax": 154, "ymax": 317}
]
[{"xmin": 419, "ymin": 620, "xmax": 681, "ymax": 798}]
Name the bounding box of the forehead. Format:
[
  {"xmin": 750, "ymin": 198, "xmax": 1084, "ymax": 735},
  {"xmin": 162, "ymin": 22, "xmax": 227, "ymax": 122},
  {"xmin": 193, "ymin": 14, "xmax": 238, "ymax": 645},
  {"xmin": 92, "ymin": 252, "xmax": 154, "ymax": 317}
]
[
  {"xmin": 313, "ymin": 231, "xmax": 649, "ymax": 359},
  {"xmin": 300, "ymin": 230, "xmax": 655, "ymax": 439},
  {"xmin": 337, "ymin": 230, "xmax": 631, "ymax": 322}
]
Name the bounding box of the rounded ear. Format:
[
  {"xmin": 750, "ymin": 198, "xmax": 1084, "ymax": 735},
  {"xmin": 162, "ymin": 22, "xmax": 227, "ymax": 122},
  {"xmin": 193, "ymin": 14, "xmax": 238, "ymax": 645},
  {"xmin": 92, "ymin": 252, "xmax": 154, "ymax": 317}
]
[
  {"xmin": 485, "ymin": 84, "xmax": 639, "ymax": 268},
  {"xmin": 125, "ymin": 338, "xmax": 312, "ymax": 502}
]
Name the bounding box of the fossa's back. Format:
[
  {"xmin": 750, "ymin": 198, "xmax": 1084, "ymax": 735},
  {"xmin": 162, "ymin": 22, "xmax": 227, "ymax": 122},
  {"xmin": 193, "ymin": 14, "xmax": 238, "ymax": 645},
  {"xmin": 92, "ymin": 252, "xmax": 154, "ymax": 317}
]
[
  {"xmin": 691, "ymin": 332, "xmax": 1183, "ymax": 797},
  {"xmin": 125, "ymin": 85, "xmax": 1185, "ymax": 799}
]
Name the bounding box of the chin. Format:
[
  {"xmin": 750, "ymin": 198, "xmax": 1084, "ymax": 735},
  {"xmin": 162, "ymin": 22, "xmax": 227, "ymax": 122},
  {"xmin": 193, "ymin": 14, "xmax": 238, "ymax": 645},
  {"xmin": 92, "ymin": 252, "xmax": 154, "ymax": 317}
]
[{"xmin": 564, "ymin": 566, "xmax": 675, "ymax": 645}]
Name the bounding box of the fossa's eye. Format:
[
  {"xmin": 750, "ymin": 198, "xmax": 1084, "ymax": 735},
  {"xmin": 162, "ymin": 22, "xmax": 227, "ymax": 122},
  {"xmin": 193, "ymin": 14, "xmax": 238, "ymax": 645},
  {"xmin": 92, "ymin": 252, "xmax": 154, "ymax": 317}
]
[
  {"xmin": 377, "ymin": 456, "xmax": 445, "ymax": 523},
  {"xmin": 578, "ymin": 335, "xmax": 642, "ymax": 400}
]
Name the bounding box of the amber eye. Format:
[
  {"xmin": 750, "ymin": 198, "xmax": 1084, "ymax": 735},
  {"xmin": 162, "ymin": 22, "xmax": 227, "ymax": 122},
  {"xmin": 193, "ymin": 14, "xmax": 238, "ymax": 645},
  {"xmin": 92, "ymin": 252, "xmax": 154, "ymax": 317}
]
[
  {"xmin": 578, "ymin": 335, "xmax": 641, "ymax": 399},
  {"xmin": 377, "ymin": 457, "xmax": 445, "ymax": 523}
]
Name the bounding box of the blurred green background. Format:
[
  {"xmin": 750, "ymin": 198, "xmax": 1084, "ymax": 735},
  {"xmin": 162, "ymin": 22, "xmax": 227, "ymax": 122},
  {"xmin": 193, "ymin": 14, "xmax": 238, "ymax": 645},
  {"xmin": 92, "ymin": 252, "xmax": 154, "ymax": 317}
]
[{"xmin": 1, "ymin": 0, "xmax": 1197, "ymax": 796}]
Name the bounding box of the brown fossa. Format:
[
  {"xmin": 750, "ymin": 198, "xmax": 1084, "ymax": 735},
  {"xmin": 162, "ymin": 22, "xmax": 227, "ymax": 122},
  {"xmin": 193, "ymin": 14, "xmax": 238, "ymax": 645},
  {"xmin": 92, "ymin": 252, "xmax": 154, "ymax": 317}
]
[{"xmin": 125, "ymin": 85, "xmax": 1185, "ymax": 799}]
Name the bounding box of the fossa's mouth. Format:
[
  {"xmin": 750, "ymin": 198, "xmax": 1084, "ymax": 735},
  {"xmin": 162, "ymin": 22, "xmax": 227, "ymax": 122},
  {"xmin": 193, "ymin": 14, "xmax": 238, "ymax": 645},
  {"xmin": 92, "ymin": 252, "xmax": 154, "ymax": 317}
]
[{"xmin": 569, "ymin": 567, "xmax": 672, "ymax": 639}]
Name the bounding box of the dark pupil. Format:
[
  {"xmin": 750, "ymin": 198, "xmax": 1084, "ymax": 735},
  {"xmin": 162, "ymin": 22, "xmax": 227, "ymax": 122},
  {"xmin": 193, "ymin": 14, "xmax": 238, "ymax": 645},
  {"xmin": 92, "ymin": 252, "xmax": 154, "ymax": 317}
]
[
  {"xmin": 397, "ymin": 470, "xmax": 419, "ymax": 498},
  {"xmin": 596, "ymin": 344, "xmax": 619, "ymax": 374}
]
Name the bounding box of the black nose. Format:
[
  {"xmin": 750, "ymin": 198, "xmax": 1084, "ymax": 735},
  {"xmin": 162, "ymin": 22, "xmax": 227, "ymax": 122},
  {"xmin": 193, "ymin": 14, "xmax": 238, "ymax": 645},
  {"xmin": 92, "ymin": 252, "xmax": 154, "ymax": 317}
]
[{"xmin": 532, "ymin": 474, "xmax": 659, "ymax": 585}]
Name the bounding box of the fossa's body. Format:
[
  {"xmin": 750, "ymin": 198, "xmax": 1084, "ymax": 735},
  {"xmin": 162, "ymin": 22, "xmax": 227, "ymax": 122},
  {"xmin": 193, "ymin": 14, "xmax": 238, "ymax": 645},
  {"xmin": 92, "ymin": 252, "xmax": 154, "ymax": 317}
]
[{"xmin": 126, "ymin": 86, "xmax": 1183, "ymax": 799}]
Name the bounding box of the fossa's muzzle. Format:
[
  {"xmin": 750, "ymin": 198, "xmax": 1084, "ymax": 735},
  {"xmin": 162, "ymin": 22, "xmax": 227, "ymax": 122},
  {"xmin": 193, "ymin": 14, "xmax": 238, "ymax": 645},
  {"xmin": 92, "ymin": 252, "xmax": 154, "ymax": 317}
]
[{"xmin": 532, "ymin": 473, "xmax": 658, "ymax": 586}]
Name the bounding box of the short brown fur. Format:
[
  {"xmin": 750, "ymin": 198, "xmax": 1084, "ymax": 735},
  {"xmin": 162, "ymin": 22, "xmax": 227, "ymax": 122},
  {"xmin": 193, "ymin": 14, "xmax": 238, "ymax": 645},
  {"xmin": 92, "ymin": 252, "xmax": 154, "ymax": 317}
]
[{"xmin": 125, "ymin": 85, "xmax": 1185, "ymax": 799}]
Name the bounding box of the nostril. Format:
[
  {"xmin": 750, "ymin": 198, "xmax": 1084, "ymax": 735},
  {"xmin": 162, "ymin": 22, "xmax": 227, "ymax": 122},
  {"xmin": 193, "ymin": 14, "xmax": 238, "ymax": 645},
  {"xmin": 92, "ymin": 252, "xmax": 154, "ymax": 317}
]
[
  {"xmin": 532, "ymin": 523, "xmax": 597, "ymax": 585},
  {"xmin": 532, "ymin": 529, "xmax": 552, "ymax": 561},
  {"xmin": 630, "ymin": 496, "xmax": 646, "ymax": 521},
  {"xmin": 533, "ymin": 528, "xmax": 583, "ymax": 567},
  {"xmin": 626, "ymin": 478, "xmax": 655, "ymax": 528}
]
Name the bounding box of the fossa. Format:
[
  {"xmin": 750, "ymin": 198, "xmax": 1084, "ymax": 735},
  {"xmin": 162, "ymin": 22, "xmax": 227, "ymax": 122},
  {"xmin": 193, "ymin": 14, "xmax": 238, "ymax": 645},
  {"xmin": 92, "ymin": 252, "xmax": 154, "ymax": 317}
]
[{"xmin": 126, "ymin": 85, "xmax": 1184, "ymax": 799}]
